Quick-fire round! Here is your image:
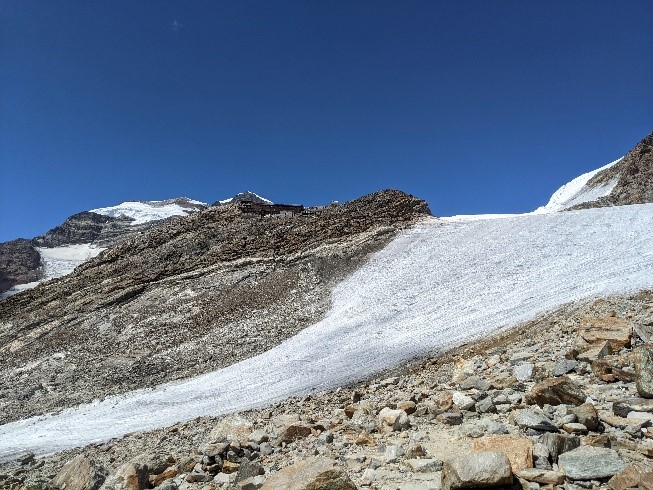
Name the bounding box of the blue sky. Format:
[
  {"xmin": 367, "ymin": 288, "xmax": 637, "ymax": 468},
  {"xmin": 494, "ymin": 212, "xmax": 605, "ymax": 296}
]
[{"xmin": 1, "ymin": 1, "xmax": 651, "ymax": 242}]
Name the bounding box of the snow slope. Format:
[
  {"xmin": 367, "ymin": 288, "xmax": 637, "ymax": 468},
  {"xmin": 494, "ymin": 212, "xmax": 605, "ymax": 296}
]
[
  {"xmin": 37, "ymin": 244, "xmax": 105, "ymax": 280},
  {"xmin": 535, "ymin": 158, "xmax": 622, "ymax": 213},
  {"xmin": 90, "ymin": 198, "xmax": 206, "ymax": 225},
  {"xmin": 1, "ymin": 203, "xmax": 652, "ymax": 461},
  {"xmin": 218, "ymin": 192, "xmax": 273, "ymax": 205}
]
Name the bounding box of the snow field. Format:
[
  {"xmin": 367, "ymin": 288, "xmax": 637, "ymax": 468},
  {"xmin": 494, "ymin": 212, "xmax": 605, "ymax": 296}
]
[
  {"xmin": 90, "ymin": 199, "xmax": 206, "ymax": 225},
  {"xmin": 1, "ymin": 203, "xmax": 653, "ymax": 460}
]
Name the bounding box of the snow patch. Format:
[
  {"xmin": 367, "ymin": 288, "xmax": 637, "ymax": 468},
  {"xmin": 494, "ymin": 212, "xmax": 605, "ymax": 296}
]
[
  {"xmin": 37, "ymin": 244, "xmax": 105, "ymax": 280},
  {"xmin": 0, "ymin": 282, "xmax": 40, "ymax": 299},
  {"xmin": 535, "ymin": 158, "xmax": 622, "ymax": 213},
  {"xmin": 1, "ymin": 203, "xmax": 652, "ymax": 460},
  {"xmin": 90, "ymin": 199, "xmax": 206, "ymax": 225}
]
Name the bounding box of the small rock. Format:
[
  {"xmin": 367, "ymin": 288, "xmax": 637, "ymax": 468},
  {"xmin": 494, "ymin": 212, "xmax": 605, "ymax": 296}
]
[
  {"xmin": 472, "ymin": 435, "xmax": 533, "ymax": 471},
  {"xmin": 385, "ymin": 445, "xmax": 405, "ymax": 464},
  {"xmin": 260, "ymin": 457, "xmax": 356, "ymax": 490},
  {"xmin": 513, "ymin": 409, "xmax": 559, "ymax": 432},
  {"xmin": 514, "ymin": 468, "xmax": 565, "ymax": 485},
  {"xmin": 635, "ymin": 346, "xmax": 653, "ymax": 398},
  {"xmin": 613, "ymin": 398, "xmax": 653, "ymax": 417},
  {"xmin": 452, "ymin": 392, "xmax": 476, "ymax": 411},
  {"xmin": 532, "ymin": 443, "xmax": 552, "ymax": 470},
  {"xmin": 406, "ymin": 459, "xmax": 443, "ymax": 473},
  {"xmin": 437, "ymin": 412, "xmax": 463, "ymax": 425},
  {"xmin": 571, "ymin": 403, "xmax": 599, "ymax": 431},
  {"xmin": 540, "ymin": 432, "xmax": 580, "ymax": 463},
  {"xmin": 562, "ymin": 423, "xmax": 588, "ymax": 435},
  {"xmin": 248, "ymin": 429, "xmax": 269, "ymax": 444},
  {"xmin": 552, "ymin": 359, "xmax": 578, "ymax": 376},
  {"xmin": 527, "ymin": 376, "xmax": 587, "ymax": 407},
  {"xmin": 557, "ymin": 446, "xmax": 625, "ymax": 480},
  {"xmin": 441, "ymin": 451, "xmax": 513, "ymax": 490},
  {"xmin": 378, "ymin": 407, "xmax": 410, "ymax": 432},
  {"xmin": 514, "ymin": 363, "xmax": 534, "ymax": 382},
  {"xmin": 476, "ymin": 397, "xmax": 497, "ymax": 414},
  {"xmin": 275, "ymin": 422, "xmax": 313, "ymax": 445},
  {"xmin": 397, "ymin": 400, "xmax": 417, "ymax": 414},
  {"xmin": 608, "ymin": 462, "xmax": 653, "ymax": 490}
]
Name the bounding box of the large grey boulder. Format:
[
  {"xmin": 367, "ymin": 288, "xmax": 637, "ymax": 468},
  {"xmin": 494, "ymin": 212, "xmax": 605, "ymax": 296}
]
[
  {"xmin": 635, "ymin": 346, "xmax": 653, "ymax": 398},
  {"xmin": 557, "ymin": 446, "xmax": 625, "ymax": 480},
  {"xmin": 441, "ymin": 451, "xmax": 513, "ymax": 490},
  {"xmin": 51, "ymin": 455, "xmax": 107, "ymax": 490}
]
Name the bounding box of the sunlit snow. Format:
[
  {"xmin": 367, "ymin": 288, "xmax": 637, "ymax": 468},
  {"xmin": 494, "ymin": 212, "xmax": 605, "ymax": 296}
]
[
  {"xmin": 218, "ymin": 192, "xmax": 274, "ymax": 205},
  {"xmin": 90, "ymin": 199, "xmax": 206, "ymax": 225},
  {"xmin": 535, "ymin": 157, "xmax": 622, "ymax": 213},
  {"xmin": 37, "ymin": 244, "xmax": 105, "ymax": 280},
  {"xmin": 1, "ymin": 203, "xmax": 652, "ymax": 461}
]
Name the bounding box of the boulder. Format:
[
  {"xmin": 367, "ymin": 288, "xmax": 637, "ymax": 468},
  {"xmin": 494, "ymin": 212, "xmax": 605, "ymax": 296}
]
[
  {"xmin": 635, "ymin": 345, "xmax": 653, "ymax": 398},
  {"xmin": 209, "ymin": 415, "xmax": 253, "ymax": 443},
  {"xmin": 613, "ymin": 398, "xmax": 653, "ymax": 417},
  {"xmin": 52, "ymin": 455, "xmax": 107, "ymax": 490},
  {"xmin": 275, "ymin": 422, "xmax": 313, "ymax": 445},
  {"xmin": 378, "ymin": 407, "xmax": 410, "ymax": 432},
  {"xmin": 472, "ymin": 435, "xmax": 533, "ymax": 471},
  {"xmin": 557, "ymin": 446, "xmax": 625, "ymax": 480},
  {"xmin": 406, "ymin": 459, "xmax": 443, "ymax": 473},
  {"xmin": 540, "ymin": 433, "xmax": 580, "ymax": 463},
  {"xmin": 514, "ymin": 468, "xmax": 565, "ymax": 485},
  {"xmin": 514, "ymin": 363, "xmax": 534, "ymax": 382},
  {"xmin": 571, "ymin": 403, "xmax": 599, "ymax": 431},
  {"xmin": 101, "ymin": 462, "xmax": 149, "ymax": 490},
  {"xmin": 513, "ymin": 409, "xmax": 558, "ymax": 432},
  {"xmin": 552, "ymin": 359, "xmax": 578, "ymax": 376},
  {"xmin": 608, "ymin": 462, "xmax": 653, "ymax": 490},
  {"xmin": 526, "ymin": 376, "xmax": 587, "ymax": 407},
  {"xmin": 579, "ymin": 314, "xmax": 632, "ymax": 351},
  {"xmin": 441, "ymin": 452, "xmax": 513, "ymax": 490},
  {"xmin": 260, "ymin": 457, "xmax": 356, "ymax": 490},
  {"xmin": 453, "ymin": 392, "xmax": 476, "ymax": 411}
]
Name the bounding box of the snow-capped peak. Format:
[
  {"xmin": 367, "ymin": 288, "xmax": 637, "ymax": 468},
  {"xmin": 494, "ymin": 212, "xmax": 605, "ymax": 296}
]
[
  {"xmin": 535, "ymin": 157, "xmax": 623, "ymax": 213},
  {"xmin": 217, "ymin": 191, "xmax": 274, "ymax": 205},
  {"xmin": 90, "ymin": 198, "xmax": 207, "ymax": 225}
]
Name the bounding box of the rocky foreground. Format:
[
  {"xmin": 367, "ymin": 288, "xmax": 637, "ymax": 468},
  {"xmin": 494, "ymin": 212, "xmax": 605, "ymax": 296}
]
[{"xmin": 2, "ymin": 290, "xmax": 652, "ymax": 490}]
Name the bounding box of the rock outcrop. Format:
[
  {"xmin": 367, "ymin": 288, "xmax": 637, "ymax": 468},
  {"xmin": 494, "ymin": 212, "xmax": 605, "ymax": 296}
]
[
  {"xmin": 0, "ymin": 239, "xmax": 41, "ymax": 293},
  {"xmin": 569, "ymin": 132, "xmax": 653, "ymax": 210}
]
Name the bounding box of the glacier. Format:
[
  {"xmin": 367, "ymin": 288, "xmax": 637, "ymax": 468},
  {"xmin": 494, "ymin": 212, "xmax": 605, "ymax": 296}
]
[{"xmin": 1, "ymin": 203, "xmax": 652, "ymax": 461}]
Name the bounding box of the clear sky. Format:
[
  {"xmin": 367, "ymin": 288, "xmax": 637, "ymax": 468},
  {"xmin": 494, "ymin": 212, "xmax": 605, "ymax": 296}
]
[{"xmin": 1, "ymin": 1, "xmax": 651, "ymax": 242}]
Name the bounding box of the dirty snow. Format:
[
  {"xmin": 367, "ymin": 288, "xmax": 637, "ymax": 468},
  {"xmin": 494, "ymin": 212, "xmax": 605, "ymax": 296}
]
[
  {"xmin": 37, "ymin": 244, "xmax": 105, "ymax": 280},
  {"xmin": 0, "ymin": 282, "xmax": 40, "ymax": 299},
  {"xmin": 535, "ymin": 157, "xmax": 622, "ymax": 213},
  {"xmin": 90, "ymin": 198, "xmax": 206, "ymax": 225},
  {"xmin": 1, "ymin": 203, "xmax": 653, "ymax": 461}
]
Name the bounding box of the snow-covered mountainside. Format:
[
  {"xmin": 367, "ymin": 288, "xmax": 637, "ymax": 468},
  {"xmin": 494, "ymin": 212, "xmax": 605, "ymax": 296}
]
[
  {"xmin": 215, "ymin": 191, "xmax": 274, "ymax": 205},
  {"xmin": 1, "ymin": 202, "xmax": 652, "ymax": 459},
  {"xmin": 90, "ymin": 197, "xmax": 206, "ymax": 225},
  {"xmin": 535, "ymin": 158, "xmax": 622, "ymax": 213}
]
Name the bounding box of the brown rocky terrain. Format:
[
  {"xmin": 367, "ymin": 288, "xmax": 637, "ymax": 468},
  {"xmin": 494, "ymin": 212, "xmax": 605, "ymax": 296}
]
[
  {"xmin": 2, "ymin": 290, "xmax": 652, "ymax": 490},
  {"xmin": 0, "ymin": 239, "xmax": 41, "ymax": 292},
  {"xmin": 569, "ymin": 133, "xmax": 653, "ymax": 210},
  {"xmin": 0, "ymin": 190, "xmax": 430, "ymax": 425}
]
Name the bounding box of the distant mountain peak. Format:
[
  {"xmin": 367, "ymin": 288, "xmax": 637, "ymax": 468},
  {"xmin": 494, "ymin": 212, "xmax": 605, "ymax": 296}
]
[
  {"xmin": 214, "ymin": 191, "xmax": 274, "ymax": 206},
  {"xmin": 90, "ymin": 198, "xmax": 207, "ymax": 225}
]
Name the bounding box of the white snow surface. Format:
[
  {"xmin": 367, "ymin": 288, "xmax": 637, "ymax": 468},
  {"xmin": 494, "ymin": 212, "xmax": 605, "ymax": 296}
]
[
  {"xmin": 90, "ymin": 198, "xmax": 206, "ymax": 225},
  {"xmin": 0, "ymin": 282, "xmax": 40, "ymax": 299},
  {"xmin": 37, "ymin": 244, "xmax": 105, "ymax": 280},
  {"xmin": 2, "ymin": 204, "xmax": 653, "ymax": 461},
  {"xmin": 535, "ymin": 157, "xmax": 622, "ymax": 213}
]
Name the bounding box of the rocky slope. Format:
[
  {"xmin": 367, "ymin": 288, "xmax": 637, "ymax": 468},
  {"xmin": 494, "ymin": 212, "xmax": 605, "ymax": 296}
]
[
  {"xmin": 0, "ymin": 198, "xmax": 207, "ymax": 295},
  {"xmin": 0, "ymin": 190, "xmax": 430, "ymax": 425},
  {"xmin": 566, "ymin": 133, "xmax": 652, "ymax": 211},
  {"xmin": 0, "ymin": 239, "xmax": 41, "ymax": 293},
  {"xmin": 2, "ymin": 290, "xmax": 652, "ymax": 490}
]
